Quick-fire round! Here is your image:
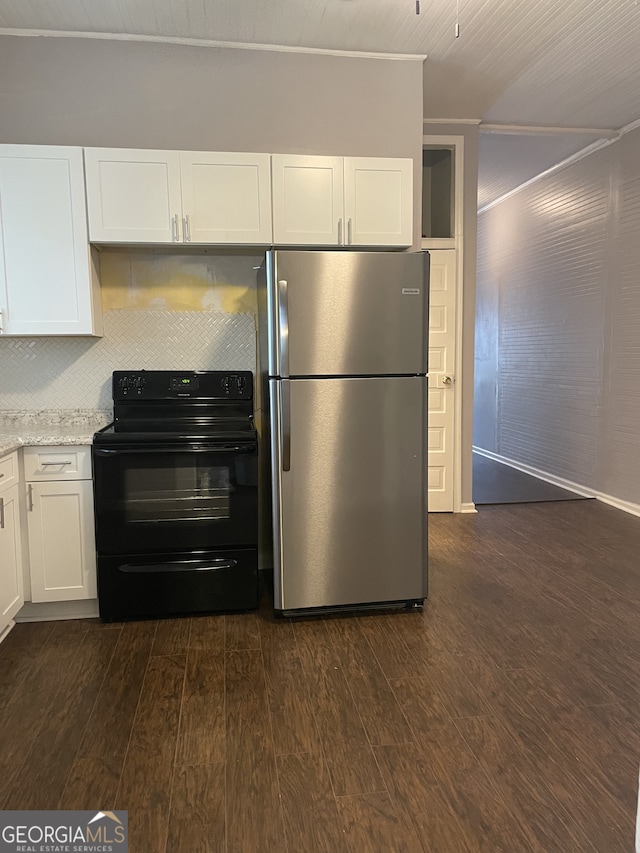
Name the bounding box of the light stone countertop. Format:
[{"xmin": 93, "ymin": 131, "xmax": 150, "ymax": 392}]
[{"xmin": 0, "ymin": 410, "xmax": 112, "ymax": 457}]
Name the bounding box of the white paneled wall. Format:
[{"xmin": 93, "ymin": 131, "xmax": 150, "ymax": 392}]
[
  {"xmin": 476, "ymin": 125, "xmax": 640, "ymax": 506},
  {"xmin": 473, "ymin": 216, "xmax": 499, "ymax": 452},
  {"xmin": 600, "ymin": 130, "xmax": 640, "ymax": 502}
]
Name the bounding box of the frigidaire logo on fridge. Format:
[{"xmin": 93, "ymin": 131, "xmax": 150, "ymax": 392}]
[{"xmin": 0, "ymin": 810, "xmax": 128, "ymax": 852}]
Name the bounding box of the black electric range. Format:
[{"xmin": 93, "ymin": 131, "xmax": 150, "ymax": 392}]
[{"xmin": 92, "ymin": 370, "xmax": 259, "ymax": 621}]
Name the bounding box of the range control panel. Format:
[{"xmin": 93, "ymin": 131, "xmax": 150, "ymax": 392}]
[{"xmin": 112, "ymin": 370, "xmax": 253, "ymax": 400}]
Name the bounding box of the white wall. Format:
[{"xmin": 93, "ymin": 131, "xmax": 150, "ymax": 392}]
[
  {"xmin": 0, "ymin": 35, "xmax": 422, "ymax": 154},
  {"xmin": 599, "ymin": 127, "xmax": 640, "ymax": 502},
  {"xmin": 475, "ymin": 124, "xmax": 640, "ymax": 507}
]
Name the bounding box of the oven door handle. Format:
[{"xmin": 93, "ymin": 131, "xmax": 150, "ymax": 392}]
[
  {"xmin": 93, "ymin": 444, "xmax": 256, "ymax": 456},
  {"xmin": 119, "ymin": 558, "xmax": 238, "ymax": 574}
]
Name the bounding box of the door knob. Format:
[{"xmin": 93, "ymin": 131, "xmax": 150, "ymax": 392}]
[{"xmin": 442, "ymin": 375, "xmax": 453, "ymax": 386}]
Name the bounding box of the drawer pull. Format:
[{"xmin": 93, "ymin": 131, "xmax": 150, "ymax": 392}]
[
  {"xmin": 41, "ymin": 460, "xmax": 72, "ymax": 466},
  {"xmin": 0, "ymin": 472, "xmax": 4, "ymax": 479},
  {"xmin": 0, "ymin": 497, "xmax": 4, "ymax": 530}
]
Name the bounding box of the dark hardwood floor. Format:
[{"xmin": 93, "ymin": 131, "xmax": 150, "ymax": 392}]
[{"xmin": 1, "ymin": 499, "xmax": 639, "ymax": 852}]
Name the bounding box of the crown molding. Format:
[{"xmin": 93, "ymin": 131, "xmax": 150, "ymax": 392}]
[
  {"xmin": 423, "ymin": 118, "xmax": 481, "ymax": 126},
  {"xmin": 619, "ymin": 116, "xmax": 640, "ymax": 136},
  {"xmin": 0, "ymin": 27, "xmax": 426, "ymax": 61},
  {"xmin": 480, "ymin": 122, "xmax": 616, "ymax": 138}
]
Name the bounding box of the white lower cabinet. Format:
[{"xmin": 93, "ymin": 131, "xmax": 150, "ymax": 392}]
[
  {"xmin": 23, "ymin": 446, "xmax": 97, "ymax": 603},
  {"xmin": 0, "ymin": 452, "xmax": 24, "ymax": 637}
]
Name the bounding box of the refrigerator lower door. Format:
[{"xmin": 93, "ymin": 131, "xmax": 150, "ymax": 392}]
[{"xmin": 269, "ymin": 376, "xmax": 427, "ymax": 613}]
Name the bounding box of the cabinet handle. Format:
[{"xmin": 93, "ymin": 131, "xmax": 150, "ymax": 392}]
[
  {"xmin": 41, "ymin": 460, "xmax": 72, "ymax": 466},
  {"xmin": 337, "ymin": 217, "xmax": 343, "ymax": 246},
  {"xmin": 172, "ymin": 214, "xmax": 179, "ymax": 242},
  {"xmin": 183, "ymin": 215, "xmax": 191, "ymax": 243},
  {"xmin": 0, "ymin": 497, "xmax": 4, "ymax": 530},
  {"xmin": 27, "ymin": 484, "xmax": 33, "ymax": 512},
  {"xmin": 0, "ymin": 472, "xmax": 4, "ymax": 479},
  {"xmin": 347, "ymin": 217, "xmax": 353, "ymax": 245},
  {"xmin": 0, "ymin": 309, "xmax": 4, "ymax": 334}
]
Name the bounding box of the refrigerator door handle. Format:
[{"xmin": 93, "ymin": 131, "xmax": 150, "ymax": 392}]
[
  {"xmin": 281, "ymin": 380, "xmax": 291, "ymax": 472},
  {"xmin": 278, "ymin": 279, "xmax": 290, "ymax": 378}
]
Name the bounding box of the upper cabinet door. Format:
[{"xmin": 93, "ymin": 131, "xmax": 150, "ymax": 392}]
[
  {"xmin": 344, "ymin": 157, "xmax": 413, "ymax": 247},
  {"xmin": 84, "ymin": 148, "xmax": 183, "ymax": 243},
  {"xmin": 180, "ymin": 152, "xmax": 272, "ymax": 245},
  {"xmin": 271, "ymin": 154, "xmax": 344, "ymax": 246},
  {"xmin": 0, "ymin": 145, "xmax": 101, "ymax": 336}
]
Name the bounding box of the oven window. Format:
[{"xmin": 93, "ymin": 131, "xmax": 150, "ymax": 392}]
[{"xmin": 124, "ymin": 461, "xmax": 232, "ymax": 522}]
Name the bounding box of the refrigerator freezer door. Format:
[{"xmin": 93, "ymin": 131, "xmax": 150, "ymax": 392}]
[
  {"xmin": 267, "ymin": 250, "xmax": 428, "ymax": 378},
  {"xmin": 269, "ymin": 376, "xmax": 427, "ymax": 612}
]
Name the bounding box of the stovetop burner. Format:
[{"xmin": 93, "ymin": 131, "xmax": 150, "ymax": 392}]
[{"xmin": 94, "ymin": 370, "xmax": 256, "ymax": 445}]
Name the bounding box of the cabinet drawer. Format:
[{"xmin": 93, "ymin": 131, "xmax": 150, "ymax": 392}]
[
  {"xmin": 23, "ymin": 446, "xmax": 92, "ymax": 481},
  {"xmin": 0, "ymin": 451, "xmax": 19, "ymax": 493}
]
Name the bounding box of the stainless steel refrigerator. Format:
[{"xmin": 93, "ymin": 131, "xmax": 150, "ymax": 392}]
[{"xmin": 260, "ymin": 249, "xmax": 429, "ymax": 615}]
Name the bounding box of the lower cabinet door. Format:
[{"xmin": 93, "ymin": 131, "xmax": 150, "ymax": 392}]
[
  {"xmin": 28, "ymin": 479, "xmax": 97, "ymax": 602},
  {"xmin": 0, "ymin": 483, "xmax": 24, "ymax": 632}
]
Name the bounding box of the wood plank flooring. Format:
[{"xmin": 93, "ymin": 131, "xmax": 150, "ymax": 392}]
[{"xmin": 1, "ymin": 499, "xmax": 639, "ymax": 852}]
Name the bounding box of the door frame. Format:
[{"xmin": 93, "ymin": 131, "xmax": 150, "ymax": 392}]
[{"xmin": 421, "ymin": 134, "xmax": 466, "ymax": 513}]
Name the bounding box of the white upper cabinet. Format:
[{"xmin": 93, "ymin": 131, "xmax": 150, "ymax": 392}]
[
  {"xmin": 180, "ymin": 152, "xmax": 272, "ymax": 244},
  {"xmin": 271, "ymin": 155, "xmax": 344, "ymax": 245},
  {"xmin": 271, "ymin": 154, "xmax": 413, "ymax": 247},
  {"xmin": 344, "ymin": 157, "xmax": 413, "ymax": 247},
  {"xmin": 84, "ymin": 148, "xmax": 273, "ymax": 245},
  {"xmin": 84, "ymin": 148, "xmax": 182, "ymax": 243},
  {"xmin": 0, "ymin": 145, "xmax": 101, "ymax": 336}
]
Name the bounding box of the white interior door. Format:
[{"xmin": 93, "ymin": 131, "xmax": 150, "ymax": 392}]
[{"xmin": 428, "ymin": 249, "xmax": 456, "ymax": 512}]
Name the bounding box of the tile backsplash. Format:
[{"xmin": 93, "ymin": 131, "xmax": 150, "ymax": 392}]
[
  {"xmin": 0, "ymin": 309, "xmax": 256, "ymax": 411},
  {"xmin": 0, "ymin": 250, "xmax": 261, "ymax": 412}
]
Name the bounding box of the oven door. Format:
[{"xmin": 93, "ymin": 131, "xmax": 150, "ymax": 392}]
[{"xmin": 92, "ymin": 441, "xmax": 258, "ymax": 555}]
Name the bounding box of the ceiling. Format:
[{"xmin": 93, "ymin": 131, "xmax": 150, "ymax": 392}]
[{"xmin": 1, "ymin": 0, "xmax": 639, "ymax": 207}]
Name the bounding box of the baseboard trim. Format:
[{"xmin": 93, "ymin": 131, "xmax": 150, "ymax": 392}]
[
  {"xmin": 459, "ymin": 502, "xmax": 478, "ymax": 514},
  {"xmin": 596, "ymin": 492, "xmax": 640, "ymax": 519},
  {"xmin": 472, "ymin": 447, "xmax": 597, "ymax": 498},
  {"xmin": 15, "ymin": 599, "xmax": 99, "ymax": 623},
  {"xmin": 473, "ymin": 446, "xmax": 640, "ymax": 518},
  {"xmin": 0, "ymin": 620, "xmax": 15, "ymax": 644}
]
